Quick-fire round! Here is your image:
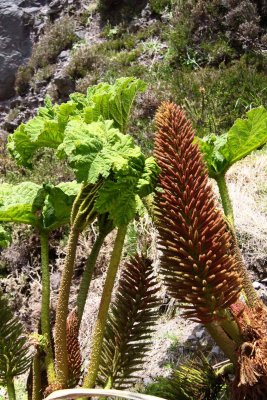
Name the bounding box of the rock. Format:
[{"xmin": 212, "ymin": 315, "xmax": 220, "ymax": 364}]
[
  {"xmin": 0, "ymin": 2, "xmax": 33, "ymax": 100},
  {"xmin": 58, "ymin": 50, "xmax": 71, "ymax": 62},
  {"xmin": 47, "ymin": 0, "xmax": 67, "ymax": 16},
  {"xmin": 2, "ymin": 120, "xmax": 19, "ymax": 133},
  {"xmin": 261, "ymin": 291, "xmax": 267, "ymax": 304},
  {"xmin": 53, "ymin": 70, "xmax": 75, "ymax": 99},
  {"xmin": 10, "ymin": 98, "xmax": 22, "ymax": 108},
  {"xmin": 195, "ymin": 327, "xmax": 205, "ymax": 339},
  {"xmin": 253, "ymin": 281, "xmax": 261, "ymax": 290},
  {"xmin": 187, "ymin": 334, "xmax": 196, "ymax": 341},
  {"xmin": 211, "ymin": 345, "xmax": 221, "ymax": 356}
]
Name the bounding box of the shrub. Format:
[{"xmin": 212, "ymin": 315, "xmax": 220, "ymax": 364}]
[
  {"xmin": 15, "ymin": 65, "xmax": 34, "ymax": 96},
  {"xmin": 170, "ymin": 0, "xmax": 265, "ymax": 68},
  {"xmin": 29, "ymin": 16, "xmax": 77, "ymax": 69},
  {"xmin": 149, "ymin": 0, "xmax": 172, "ymax": 14},
  {"xmin": 65, "ymin": 45, "xmax": 102, "ymax": 79}
]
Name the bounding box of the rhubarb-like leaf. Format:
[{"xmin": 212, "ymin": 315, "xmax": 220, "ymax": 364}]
[
  {"xmin": 56, "ymin": 118, "xmax": 159, "ymax": 226},
  {"xmin": 8, "ymin": 78, "xmax": 145, "ymax": 167},
  {"xmin": 197, "ymin": 106, "xmax": 267, "ymax": 177},
  {"xmin": 37, "ymin": 181, "xmax": 81, "ymax": 230},
  {"xmin": 0, "ymin": 182, "xmax": 41, "ymax": 226},
  {"xmin": 84, "ymin": 77, "xmax": 146, "ymax": 132},
  {"xmin": 0, "ymin": 181, "xmax": 80, "ymax": 230}
]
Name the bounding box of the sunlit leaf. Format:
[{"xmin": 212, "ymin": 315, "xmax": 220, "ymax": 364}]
[{"xmin": 197, "ymin": 106, "xmax": 267, "ymax": 177}]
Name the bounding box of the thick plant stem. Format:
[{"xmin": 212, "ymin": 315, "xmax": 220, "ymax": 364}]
[
  {"xmin": 206, "ymin": 322, "xmax": 237, "ymax": 364},
  {"xmin": 40, "ymin": 230, "xmax": 56, "ymax": 384},
  {"xmin": 54, "ymin": 224, "xmax": 80, "ymax": 388},
  {"xmin": 32, "ymin": 351, "xmax": 42, "ymax": 400},
  {"xmin": 220, "ymin": 311, "xmax": 243, "ymax": 345},
  {"xmin": 216, "ymin": 173, "xmax": 258, "ymax": 307},
  {"xmin": 216, "ymin": 173, "xmax": 235, "ymax": 226},
  {"xmin": 83, "ymin": 224, "xmax": 128, "ymax": 389},
  {"xmin": 6, "ymin": 378, "xmax": 16, "ymax": 400},
  {"xmin": 77, "ymin": 231, "xmax": 107, "ymax": 325}
]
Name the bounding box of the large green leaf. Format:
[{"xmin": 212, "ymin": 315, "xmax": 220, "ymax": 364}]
[
  {"xmin": 84, "ymin": 77, "xmax": 147, "ymax": 132},
  {"xmin": 34, "ymin": 181, "xmax": 81, "ymax": 230},
  {"xmin": 8, "ymin": 78, "xmax": 145, "ymax": 168},
  {"xmin": 0, "ymin": 182, "xmax": 41, "ymax": 226},
  {"xmin": 57, "ymin": 119, "xmax": 142, "ymax": 183},
  {"xmin": 197, "ymin": 106, "xmax": 267, "ymax": 177},
  {"xmin": 0, "ymin": 181, "xmax": 80, "ymax": 230},
  {"xmin": 57, "ymin": 119, "xmax": 159, "ymax": 226}
]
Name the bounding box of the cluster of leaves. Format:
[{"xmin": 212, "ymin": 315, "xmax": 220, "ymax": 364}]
[
  {"xmin": 1, "ymin": 77, "xmax": 162, "ymax": 399},
  {"xmin": 8, "ymin": 78, "xmax": 159, "ymax": 227}
]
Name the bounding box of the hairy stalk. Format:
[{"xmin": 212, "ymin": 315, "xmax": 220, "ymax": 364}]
[
  {"xmin": 32, "ymin": 351, "xmax": 42, "ymax": 400},
  {"xmin": 83, "ymin": 224, "xmax": 128, "ymax": 389},
  {"xmin": 216, "ymin": 173, "xmax": 258, "ymax": 307},
  {"xmin": 77, "ymin": 231, "xmax": 107, "ymax": 326},
  {"xmin": 40, "ymin": 230, "xmax": 56, "ymax": 384},
  {"xmin": 54, "ymin": 224, "xmax": 80, "ymax": 388},
  {"xmin": 206, "ymin": 323, "xmax": 237, "ymax": 364},
  {"xmin": 55, "ymin": 183, "xmax": 99, "ymax": 387},
  {"xmin": 6, "ymin": 378, "xmax": 16, "ymax": 400}
]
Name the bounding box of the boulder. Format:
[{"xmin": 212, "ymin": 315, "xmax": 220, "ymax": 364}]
[{"xmin": 0, "ymin": 2, "xmax": 33, "ymax": 100}]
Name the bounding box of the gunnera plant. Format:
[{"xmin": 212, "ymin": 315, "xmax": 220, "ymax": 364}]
[{"xmin": 6, "ymin": 77, "xmax": 160, "ymax": 398}]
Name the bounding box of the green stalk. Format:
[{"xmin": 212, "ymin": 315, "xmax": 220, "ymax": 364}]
[
  {"xmin": 83, "ymin": 224, "xmax": 128, "ymax": 389},
  {"xmin": 40, "ymin": 230, "xmax": 56, "ymax": 384},
  {"xmin": 32, "ymin": 351, "xmax": 42, "ymax": 400},
  {"xmin": 220, "ymin": 311, "xmax": 243, "ymax": 345},
  {"xmin": 77, "ymin": 231, "xmax": 107, "ymax": 325},
  {"xmin": 206, "ymin": 322, "xmax": 237, "ymax": 364},
  {"xmin": 55, "ymin": 182, "xmax": 100, "ymax": 387},
  {"xmin": 54, "ymin": 224, "xmax": 80, "ymax": 388},
  {"xmin": 215, "ymin": 173, "xmax": 258, "ymax": 307},
  {"xmin": 6, "ymin": 378, "xmax": 16, "ymax": 400},
  {"xmin": 215, "ymin": 173, "xmax": 234, "ymax": 227}
]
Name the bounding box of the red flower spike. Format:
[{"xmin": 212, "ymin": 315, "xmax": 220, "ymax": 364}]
[{"xmin": 154, "ymin": 102, "xmax": 242, "ymax": 323}]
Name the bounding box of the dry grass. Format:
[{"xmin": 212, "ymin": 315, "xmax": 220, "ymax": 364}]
[{"xmin": 226, "ymin": 148, "xmax": 267, "ymax": 270}]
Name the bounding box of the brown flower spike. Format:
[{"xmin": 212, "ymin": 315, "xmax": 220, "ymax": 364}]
[
  {"xmin": 66, "ymin": 309, "xmax": 82, "ymax": 386},
  {"xmin": 154, "ymin": 102, "xmax": 241, "ymax": 323}
]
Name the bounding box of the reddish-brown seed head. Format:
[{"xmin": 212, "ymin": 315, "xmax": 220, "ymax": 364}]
[{"xmin": 154, "ymin": 102, "xmax": 242, "ymax": 323}]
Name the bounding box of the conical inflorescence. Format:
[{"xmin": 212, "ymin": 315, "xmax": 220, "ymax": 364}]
[{"xmin": 154, "ymin": 102, "xmax": 242, "ymax": 323}]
